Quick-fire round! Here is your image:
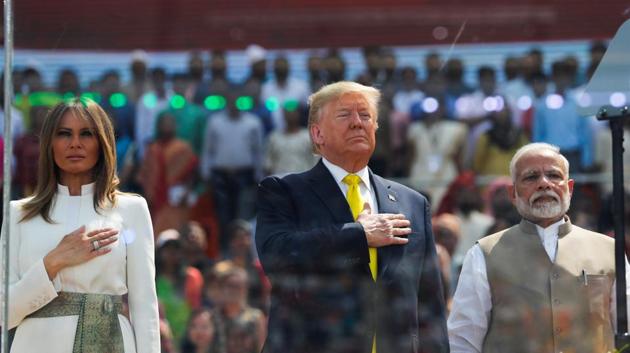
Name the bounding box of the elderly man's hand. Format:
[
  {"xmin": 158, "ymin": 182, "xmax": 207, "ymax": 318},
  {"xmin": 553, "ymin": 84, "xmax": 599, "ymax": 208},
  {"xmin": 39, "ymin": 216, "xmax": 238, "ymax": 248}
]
[{"xmin": 357, "ymin": 203, "xmax": 411, "ymax": 247}]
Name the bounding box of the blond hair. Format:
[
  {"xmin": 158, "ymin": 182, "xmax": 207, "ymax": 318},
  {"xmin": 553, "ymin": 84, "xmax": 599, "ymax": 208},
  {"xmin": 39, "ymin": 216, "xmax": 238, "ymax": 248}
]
[
  {"xmin": 20, "ymin": 98, "xmax": 120, "ymax": 223},
  {"xmin": 307, "ymin": 81, "xmax": 381, "ymax": 153}
]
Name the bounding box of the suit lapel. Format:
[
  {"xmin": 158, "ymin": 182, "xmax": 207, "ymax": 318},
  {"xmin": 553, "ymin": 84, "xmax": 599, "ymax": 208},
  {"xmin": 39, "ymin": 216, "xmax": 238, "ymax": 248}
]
[
  {"xmin": 370, "ymin": 171, "xmax": 404, "ymax": 281},
  {"xmin": 306, "ymin": 160, "xmax": 355, "ymax": 224}
]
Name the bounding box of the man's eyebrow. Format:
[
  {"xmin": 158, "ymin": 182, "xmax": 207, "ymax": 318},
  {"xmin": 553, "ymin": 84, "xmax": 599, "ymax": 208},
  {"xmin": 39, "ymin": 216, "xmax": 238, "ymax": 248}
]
[{"xmin": 520, "ymin": 169, "xmax": 540, "ymax": 176}]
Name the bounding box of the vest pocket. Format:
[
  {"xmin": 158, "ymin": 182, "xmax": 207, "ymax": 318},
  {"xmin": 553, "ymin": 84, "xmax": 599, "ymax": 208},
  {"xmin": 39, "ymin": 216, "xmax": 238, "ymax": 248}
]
[
  {"xmin": 581, "ymin": 273, "xmax": 613, "ymax": 351},
  {"xmin": 411, "ymin": 333, "xmax": 419, "ymax": 353},
  {"xmin": 583, "ymin": 274, "xmax": 612, "ymax": 317}
]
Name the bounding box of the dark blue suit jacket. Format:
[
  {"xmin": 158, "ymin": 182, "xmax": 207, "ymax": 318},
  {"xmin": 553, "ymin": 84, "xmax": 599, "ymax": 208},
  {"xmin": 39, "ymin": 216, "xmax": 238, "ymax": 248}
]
[{"xmin": 256, "ymin": 160, "xmax": 449, "ymax": 353}]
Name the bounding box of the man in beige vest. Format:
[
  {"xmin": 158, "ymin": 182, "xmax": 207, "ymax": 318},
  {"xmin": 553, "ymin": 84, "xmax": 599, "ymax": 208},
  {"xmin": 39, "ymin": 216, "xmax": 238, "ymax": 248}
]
[{"xmin": 448, "ymin": 142, "xmax": 628, "ymax": 353}]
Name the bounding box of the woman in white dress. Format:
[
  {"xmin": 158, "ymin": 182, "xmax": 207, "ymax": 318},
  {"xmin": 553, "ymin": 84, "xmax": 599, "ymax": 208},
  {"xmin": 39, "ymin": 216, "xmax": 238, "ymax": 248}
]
[{"xmin": 4, "ymin": 98, "xmax": 160, "ymax": 352}]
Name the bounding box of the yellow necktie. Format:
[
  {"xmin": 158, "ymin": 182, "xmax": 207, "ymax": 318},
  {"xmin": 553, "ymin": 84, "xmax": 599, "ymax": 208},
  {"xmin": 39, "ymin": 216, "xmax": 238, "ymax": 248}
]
[
  {"xmin": 343, "ymin": 174, "xmax": 377, "ymax": 281},
  {"xmin": 343, "ymin": 174, "xmax": 378, "ymax": 353}
]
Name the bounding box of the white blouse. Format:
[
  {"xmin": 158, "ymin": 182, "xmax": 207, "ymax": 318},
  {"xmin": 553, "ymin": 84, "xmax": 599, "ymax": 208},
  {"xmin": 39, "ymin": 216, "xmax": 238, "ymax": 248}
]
[{"xmin": 2, "ymin": 183, "xmax": 160, "ymax": 353}]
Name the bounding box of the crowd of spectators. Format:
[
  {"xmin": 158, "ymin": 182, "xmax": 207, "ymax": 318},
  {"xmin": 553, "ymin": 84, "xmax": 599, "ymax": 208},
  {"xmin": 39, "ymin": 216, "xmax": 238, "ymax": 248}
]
[{"xmin": 3, "ymin": 41, "xmax": 630, "ymax": 352}]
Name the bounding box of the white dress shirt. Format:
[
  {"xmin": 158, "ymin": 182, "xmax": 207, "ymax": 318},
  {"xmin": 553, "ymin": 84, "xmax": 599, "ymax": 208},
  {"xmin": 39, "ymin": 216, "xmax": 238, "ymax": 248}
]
[
  {"xmin": 448, "ymin": 218, "xmax": 630, "ymax": 353},
  {"xmin": 321, "ymin": 157, "xmax": 378, "ymax": 214}
]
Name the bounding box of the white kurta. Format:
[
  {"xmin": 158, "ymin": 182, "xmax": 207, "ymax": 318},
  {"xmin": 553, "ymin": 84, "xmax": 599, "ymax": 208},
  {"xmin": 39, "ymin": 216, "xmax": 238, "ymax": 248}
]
[{"xmin": 3, "ymin": 183, "xmax": 160, "ymax": 353}]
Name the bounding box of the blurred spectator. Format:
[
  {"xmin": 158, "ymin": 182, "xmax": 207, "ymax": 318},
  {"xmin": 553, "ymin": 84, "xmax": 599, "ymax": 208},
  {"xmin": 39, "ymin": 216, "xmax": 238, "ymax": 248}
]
[
  {"xmin": 498, "ymin": 56, "xmax": 530, "ymax": 126},
  {"xmin": 523, "ymin": 47, "xmax": 544, "ymax": 82},
  {"xmin": 137, "ymin": 112, "xmax": 198, "ymax": 234},
  {"xmin": 306, "ymin": 54, "xmax": 325, "ymax": 92},
  {"xmin": 194, "ymin": 51, "xmax": 231, "ymax": 106},
  {"xmin": 200, "ymin": 91, "xmax": 263, "ymax": 237},
  {"xmin": 136, "ymin": 67, "xmax": 173, "ymax": 158},
  {"xmin": 166, "ymin": 73, "xmax": 207, "ymax": 155},
  {"xmin": 100, "ymin": 69, "xmax": 136, "ymax": 140},
  {"xmin": 213, "ymin": 263, "xmax": 266, "ymax": 353},
  {"xmin": 122, "ymin": 49, "xmax": 152, "ymax": 104},
  {"xmin": 473, "ymin": 104, "xmax": 529, "ymax": 176},
  {"xmin": 323, "ymin": 51, "xmax": 346, "ymax": 83},
  {"xmin": 380, "ymin": 51, "xmax": 399, "ymax": 102},
  {"xmin": 160, "ymin": 313, "xmax": 177, "ymax": 353},
  {"xmin": 424, "ymin": 51, "xmax": 443, "ymax": 80},
  {"xmin": 11, "ymin": 68, "xmax": 24, "ymax": 94},
  {"xmin": 423, "ymin": 72, "xmax": 457, "ymax": 119},
  {"xmin": 392, "ymin": 66, "xmax": 423, "ymax": 115},
  {"xmin": 370, "ymin": 91, "xmax": 395, "ymax": 177},
  {"xmin": 435, "ymin": 243, "xmax": 453, "ymax": 308},
  {"xmin": 450, "ymin": 177, "xmax": 494, "ymax": 272},
  {"xmin": 407, "ymin": 97, "xmax": 467, "ymax": 208},
  {"xmin": 264, "ymin": 105, "xmax": 317, "ymax": 175},
  {"xmin": 241, "ymin": 44, "xmax": 267, "ymax": 103},
  {"xmin": 444, "ymin": 58, "xmax": 472, "ymax": 98},
  {"xmin": 14, "ymin": 105, "xmax": 46, "ymax": 197},
  {"xmin": 181, "ymin": 308, "xmax": 224, "ymax": 353},
  {"xmin": 181, "ymin": 221, "xmax": 214, "ymax": 273},
  {"xmin": 433, "ymin": 213, "xmax": 461, "ymax": 258},
  {"xmin": 261, "ymin": 56, "xmax": 311, "ymax": 132},
  {"xmin": 564, "ymin": 55, "xmax": 581, "ymax": 87},
  {"xmin": 188, "ymin": 50, "xmax": 206, "ymax": 89},
  {"xmin": 533, "ymin": 61, "xmax": 593, "ymax": 171},
  {"xmin": 156, "ymin": 232, "xmax": 205, "ymax": 343},
  {"xmin": 589, "ymin": 40, "xmax": 607, "ymax": 70},
  {"xmin": 362, "ymin": 47, "xmax": 383, "ymax": 83},
  {"xmin": 14, "ymin": 67, "xmax": 59, "ymax": 127},
  {"xmin": 0, "ymin": 74, "xmax": 25, "ymax": 142},
  {"xmin": 433, "ymin": 213, "xmax": 462, "ymax": 304},
  {"xmin": 56, "ymin": 68, "xmax": 81, "ymax": 97},
  {"xmin": 21, "ymin": 66, "xmax": 46, "ymax": 94},
  {"xmin": 455, "ymin": 66, "xmax": 499, "ymax": 167},
  {"xmin": 188, "ymin": 187, "xmax": 223, "ymax": 261},
  {"xmin": 520, "ymin": 71, "xmax": 548, "ymax": 138},
  {"xmin": 223, "ymin": 220, "xmax": 271, "ymax": 313},
  {"xmin": 484, "ymin": 177, "xmax": 521, "ymax": 233}
]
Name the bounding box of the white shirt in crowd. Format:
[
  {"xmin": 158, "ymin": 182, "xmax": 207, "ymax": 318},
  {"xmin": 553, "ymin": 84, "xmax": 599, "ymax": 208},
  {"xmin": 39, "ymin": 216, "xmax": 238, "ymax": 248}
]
[{"xmin": 261, "ymin": 77, "xmax": 310, "ymax": 131}]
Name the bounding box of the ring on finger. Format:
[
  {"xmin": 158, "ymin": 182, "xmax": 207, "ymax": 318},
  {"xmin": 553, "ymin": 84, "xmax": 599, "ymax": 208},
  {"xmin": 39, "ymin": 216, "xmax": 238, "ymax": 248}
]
[{"xmin": 92, "ymin": 240, "xmax": 100, "ymax": 251}]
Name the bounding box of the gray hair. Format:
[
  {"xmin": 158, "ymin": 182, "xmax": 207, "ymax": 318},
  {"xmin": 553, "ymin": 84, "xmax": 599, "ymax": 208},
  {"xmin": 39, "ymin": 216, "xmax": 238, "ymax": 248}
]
[{"xmin": 509, "ymin": 143, "xmax": 570, "ymax": 181}]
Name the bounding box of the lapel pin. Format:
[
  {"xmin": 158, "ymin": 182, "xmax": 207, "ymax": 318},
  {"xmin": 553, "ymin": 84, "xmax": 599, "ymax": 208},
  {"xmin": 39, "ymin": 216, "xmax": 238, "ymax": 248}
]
[{"xmin": 388, "ymin": 194, "xmax": 396, "ymax": 202}]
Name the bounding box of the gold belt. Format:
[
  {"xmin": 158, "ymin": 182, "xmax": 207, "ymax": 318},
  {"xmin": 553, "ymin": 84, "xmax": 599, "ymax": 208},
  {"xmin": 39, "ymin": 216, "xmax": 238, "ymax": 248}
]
[{"xmin": 28, "ymin": 291, "xmax": 124, "ymax": 353}]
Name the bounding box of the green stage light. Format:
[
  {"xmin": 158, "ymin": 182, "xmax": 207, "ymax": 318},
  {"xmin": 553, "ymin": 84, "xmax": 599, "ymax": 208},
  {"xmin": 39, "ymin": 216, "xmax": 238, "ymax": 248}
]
[
  {"xmin": 62, "ymin": 92, "xmax": 76, "ymax": 102},
  {"xmin": 28, "ymin": 92, "xmax": 62, "ymax": 107},
  {"xmin": 265, "ymin": 97, "xmax": 279, "ymax": 111},
  {"xmin": 143, "ymin": 93, "xmax": 158, "ymax": 109},
  {"xmin": 170, "ymin": 95, "xmax": 186, "ymax": 109},
  {"xmin": 109, "ymin": 93, "xmax": 127, "ymax": 108},
  {"xmin": 284, "ymin": 99, "xmax": 299, "ymax": 112},
  {"xmin": 204, "ymin": 95, "xmax": 226, "ymax": 110},
  {"xmin": 236, "ymin": 96, "xmax": 254, "ymax": 111},
  {"xmin": 80, "ymin": 92, "xmax": 102, "ymax": 104}
]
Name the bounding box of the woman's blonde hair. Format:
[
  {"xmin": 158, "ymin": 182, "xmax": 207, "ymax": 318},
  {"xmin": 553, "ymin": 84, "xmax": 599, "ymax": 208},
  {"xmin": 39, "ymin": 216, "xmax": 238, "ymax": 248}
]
[
  {"xmin": 307, "ymin": 81, "xmax": 381, "ymax": 153},
  {"xmin": 20, "ymin": 98, "xmax": 119, "ymax": 223}
]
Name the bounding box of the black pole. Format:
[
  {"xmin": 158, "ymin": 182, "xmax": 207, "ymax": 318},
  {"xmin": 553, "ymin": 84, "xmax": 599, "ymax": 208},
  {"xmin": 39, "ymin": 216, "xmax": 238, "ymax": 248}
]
[{"xmin": 597, "ymin": 106, "xmax": 630, "ymax": 349}]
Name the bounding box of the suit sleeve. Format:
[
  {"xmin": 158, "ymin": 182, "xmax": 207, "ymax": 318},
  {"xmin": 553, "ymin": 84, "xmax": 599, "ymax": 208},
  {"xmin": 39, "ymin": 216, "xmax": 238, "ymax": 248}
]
[
  {"xmin": 126, "ymin": 197, "xmax": 161, "ymax": 353},
  {"xmin": 255, "ymin": 176, "xmax": 369, "ymax": 275},
  {"xmin": 418, "ymin": 200, "xmax": 450, "ymax": 353}
]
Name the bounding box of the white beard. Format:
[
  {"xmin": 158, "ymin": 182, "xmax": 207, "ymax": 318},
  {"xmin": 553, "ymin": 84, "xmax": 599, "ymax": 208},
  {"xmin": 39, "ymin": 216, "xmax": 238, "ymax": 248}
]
[{"xmin": 515, "ymin": 189, "xmax": 570, "ymax": 221}]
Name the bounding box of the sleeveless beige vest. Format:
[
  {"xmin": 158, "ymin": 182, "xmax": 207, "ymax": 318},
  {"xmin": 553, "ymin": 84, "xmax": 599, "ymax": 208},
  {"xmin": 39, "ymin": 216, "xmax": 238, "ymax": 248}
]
[{"xmin": 478, "ymin": 218, "xmax": 615, "ymax": 353}]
